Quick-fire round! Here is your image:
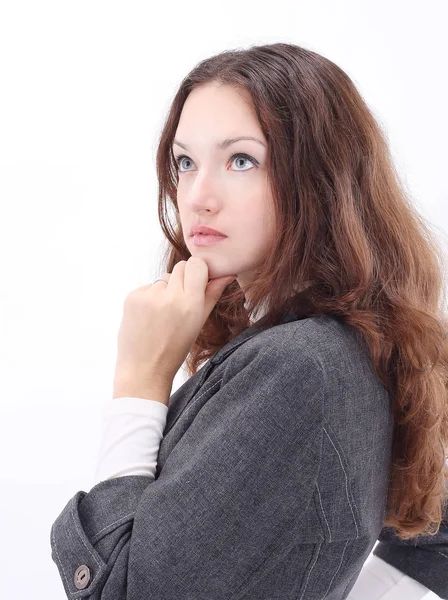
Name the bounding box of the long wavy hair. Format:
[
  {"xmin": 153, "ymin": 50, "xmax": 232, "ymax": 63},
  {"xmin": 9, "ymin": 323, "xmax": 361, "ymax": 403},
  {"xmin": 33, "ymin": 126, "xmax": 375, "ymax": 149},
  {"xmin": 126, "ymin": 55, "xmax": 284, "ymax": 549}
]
[{"xmin": 154, "ymin": 42, "xmax": 448, "ymax": 540}]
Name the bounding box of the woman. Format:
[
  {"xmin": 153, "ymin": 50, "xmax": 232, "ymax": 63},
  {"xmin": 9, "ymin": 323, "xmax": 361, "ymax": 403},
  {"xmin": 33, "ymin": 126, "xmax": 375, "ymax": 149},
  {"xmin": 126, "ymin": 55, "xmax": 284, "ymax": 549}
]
[{"xmin": 50, "ymin": 43, "xmax": 448, "ymax": 599}]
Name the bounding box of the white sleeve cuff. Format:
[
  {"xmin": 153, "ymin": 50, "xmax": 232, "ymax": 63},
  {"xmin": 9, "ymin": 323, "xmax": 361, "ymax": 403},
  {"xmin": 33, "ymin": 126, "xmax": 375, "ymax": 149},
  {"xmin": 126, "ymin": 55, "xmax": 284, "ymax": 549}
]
[{"xmin": 94, "ymin": 397, "xmax": 169, "ymax": 485}]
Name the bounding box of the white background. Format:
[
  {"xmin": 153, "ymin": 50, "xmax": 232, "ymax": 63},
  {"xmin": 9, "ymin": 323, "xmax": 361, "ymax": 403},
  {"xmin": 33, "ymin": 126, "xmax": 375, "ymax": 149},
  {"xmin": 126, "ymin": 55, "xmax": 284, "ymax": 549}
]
[{"xmin": 0, "ymin": 1, "xmax": 447, "ymax": 598}]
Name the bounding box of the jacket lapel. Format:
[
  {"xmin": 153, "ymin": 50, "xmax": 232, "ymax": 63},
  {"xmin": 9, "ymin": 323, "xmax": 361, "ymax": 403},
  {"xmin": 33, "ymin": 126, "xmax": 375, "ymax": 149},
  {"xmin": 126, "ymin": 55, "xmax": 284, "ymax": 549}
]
[{"xmin": 163, "ymin": 309, "xmax": 299, "ymax": 436}]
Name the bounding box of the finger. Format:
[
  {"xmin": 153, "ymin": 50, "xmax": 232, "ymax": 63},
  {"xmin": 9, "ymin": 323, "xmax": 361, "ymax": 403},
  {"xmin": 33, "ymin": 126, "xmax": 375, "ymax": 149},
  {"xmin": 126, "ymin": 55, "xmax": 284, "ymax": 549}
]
[
  {"xmin": 203, "ymin": 275, "xmax": 236, "ymax": 318},
  {"xmin": 167, "ymin": 260, "xmax": 187, "ymax": 293},
  {"xmin": 132, "ymin": 276, "xmax": 170, "ymax": 295},
  {"xmin": 150, "ymin": 274, "xmax": 171, "ymax": 288},
  {"xmin": 184, "ymin": 257, "xmax": 209, "ymax": 297}
]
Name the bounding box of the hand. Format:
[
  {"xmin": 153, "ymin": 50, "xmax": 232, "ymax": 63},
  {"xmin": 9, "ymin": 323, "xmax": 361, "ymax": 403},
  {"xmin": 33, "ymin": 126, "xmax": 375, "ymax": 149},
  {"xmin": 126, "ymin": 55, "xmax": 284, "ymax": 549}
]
[{"xmin": 113, "ymin": 257, "xmax": 236, "ymax": 388}]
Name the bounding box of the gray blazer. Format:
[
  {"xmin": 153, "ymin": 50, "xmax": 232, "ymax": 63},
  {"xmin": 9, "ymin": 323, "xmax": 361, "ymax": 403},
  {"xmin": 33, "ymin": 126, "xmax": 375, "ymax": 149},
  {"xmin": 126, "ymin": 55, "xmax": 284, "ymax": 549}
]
[{"xmin": 50, "ymin": 312, "xmax": 448, "ymax": 599}]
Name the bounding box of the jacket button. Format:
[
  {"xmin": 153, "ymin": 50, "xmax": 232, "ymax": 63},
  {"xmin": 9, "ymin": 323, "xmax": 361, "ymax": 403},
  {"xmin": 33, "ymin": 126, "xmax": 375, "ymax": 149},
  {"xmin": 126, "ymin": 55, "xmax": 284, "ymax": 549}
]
[{"xmin": 74, "ymin": 565, "xmax": 91, "ymax": 589}]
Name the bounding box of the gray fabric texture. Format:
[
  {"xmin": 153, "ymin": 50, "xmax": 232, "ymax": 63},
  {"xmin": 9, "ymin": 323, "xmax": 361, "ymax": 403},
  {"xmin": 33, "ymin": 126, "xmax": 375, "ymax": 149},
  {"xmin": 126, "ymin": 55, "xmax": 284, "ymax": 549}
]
[{"xmin": 50, "ymin": 312, "xmax": 448, "ymax": 599}]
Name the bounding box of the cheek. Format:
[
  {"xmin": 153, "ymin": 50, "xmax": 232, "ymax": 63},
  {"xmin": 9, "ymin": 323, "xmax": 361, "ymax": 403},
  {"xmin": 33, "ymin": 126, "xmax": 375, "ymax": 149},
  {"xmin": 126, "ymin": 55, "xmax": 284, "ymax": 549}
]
[{"xmin": 232, "ymin": 197, "xmax": 273, "ymax": 239}]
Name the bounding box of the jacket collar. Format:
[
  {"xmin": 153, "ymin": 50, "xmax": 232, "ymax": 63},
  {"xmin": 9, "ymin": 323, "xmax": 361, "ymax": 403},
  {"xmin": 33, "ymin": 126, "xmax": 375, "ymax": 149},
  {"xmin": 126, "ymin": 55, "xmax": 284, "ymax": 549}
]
[
  {"xmin": 209, "ymin": 309, "xmax": 299, "ymax": 366},
  {"xmin": 207, "ymin": 282, "xmax": 315, "ymax": 367}
]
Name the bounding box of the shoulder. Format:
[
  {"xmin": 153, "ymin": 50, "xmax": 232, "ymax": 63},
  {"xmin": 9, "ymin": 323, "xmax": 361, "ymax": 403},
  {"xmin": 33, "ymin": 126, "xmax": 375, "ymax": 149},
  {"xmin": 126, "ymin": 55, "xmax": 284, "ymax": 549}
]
[
  {"xmin": 217, "ymin": 317, "xmax": 338, "ymax": 412},
  {"xmin": 224, "ymin": 314, "xmax": 383, "ymax": 402},
  {"xmin": 241, "ymin": 314, "xmax": 365, "ymax": 371}
]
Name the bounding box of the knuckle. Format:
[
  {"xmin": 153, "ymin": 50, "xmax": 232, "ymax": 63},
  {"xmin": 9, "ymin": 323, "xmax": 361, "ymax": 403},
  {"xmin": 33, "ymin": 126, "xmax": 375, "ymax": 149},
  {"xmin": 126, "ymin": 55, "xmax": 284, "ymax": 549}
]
[
  {"xmin": 124, "ymin": 291, "xmax": 137, "ymax": 305},
  {"xmin": 184, "ymin": 300, "xmax": 197, "ymax": 313}
]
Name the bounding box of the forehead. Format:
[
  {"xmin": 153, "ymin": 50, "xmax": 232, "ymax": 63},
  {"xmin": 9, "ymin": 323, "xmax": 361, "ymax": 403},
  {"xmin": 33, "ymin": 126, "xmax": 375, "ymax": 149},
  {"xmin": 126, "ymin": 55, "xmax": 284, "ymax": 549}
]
[{"xmin": 174, "ymin": 83, "xmax": 264, "ymax": 143}]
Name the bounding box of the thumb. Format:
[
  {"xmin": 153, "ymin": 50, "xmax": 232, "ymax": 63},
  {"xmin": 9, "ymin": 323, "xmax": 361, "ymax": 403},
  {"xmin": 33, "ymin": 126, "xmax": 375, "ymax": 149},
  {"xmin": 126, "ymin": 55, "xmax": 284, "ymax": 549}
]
[{"xmin": 204, "ymin": 275, "xmax": 236, "ymax": 316}]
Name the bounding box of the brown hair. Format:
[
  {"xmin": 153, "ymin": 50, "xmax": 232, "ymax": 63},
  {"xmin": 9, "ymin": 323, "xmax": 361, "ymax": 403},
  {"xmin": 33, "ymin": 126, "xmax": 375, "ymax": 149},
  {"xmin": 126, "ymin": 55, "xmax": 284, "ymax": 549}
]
[{"xmin": 154, "ymin": 42, "xmax": 448, "ymax": 540}]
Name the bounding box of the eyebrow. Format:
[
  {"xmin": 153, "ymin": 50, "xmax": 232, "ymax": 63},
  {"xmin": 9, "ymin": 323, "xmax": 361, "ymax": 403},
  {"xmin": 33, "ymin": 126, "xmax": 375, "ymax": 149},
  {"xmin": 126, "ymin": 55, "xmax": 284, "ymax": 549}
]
[{"xmin": 172, "ymin": 136, "xmax": 267, "ymax": 151}]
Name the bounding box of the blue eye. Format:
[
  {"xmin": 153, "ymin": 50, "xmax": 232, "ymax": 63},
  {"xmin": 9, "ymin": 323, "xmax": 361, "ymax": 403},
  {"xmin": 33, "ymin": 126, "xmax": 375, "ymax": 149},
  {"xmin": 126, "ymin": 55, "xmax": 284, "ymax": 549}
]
[{"xmin": 174, "ymin": 152, "xmax": 259, "ymax": 172}]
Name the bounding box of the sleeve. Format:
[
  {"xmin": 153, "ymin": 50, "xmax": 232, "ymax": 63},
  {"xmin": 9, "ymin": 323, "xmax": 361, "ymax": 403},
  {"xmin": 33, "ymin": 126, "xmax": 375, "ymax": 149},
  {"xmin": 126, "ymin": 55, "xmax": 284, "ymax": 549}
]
[
  {"xmin": 50, "ymin": 343, "xmax": 325, "ymax": 600},
  {"xmin": 346, "ymin": 554, "xmax": 437, "ymax": 599},
  {"xmin": 93, "ymin": 397, "xmax": 168, "ymax": 484},
  {"xmin": 373, "ymin": 494, "xmax": 448, "ymax": 599}
]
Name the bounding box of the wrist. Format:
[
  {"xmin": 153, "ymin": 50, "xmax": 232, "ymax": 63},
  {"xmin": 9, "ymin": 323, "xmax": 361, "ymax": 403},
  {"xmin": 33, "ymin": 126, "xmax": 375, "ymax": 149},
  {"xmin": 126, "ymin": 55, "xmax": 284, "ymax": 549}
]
[{"xmin": 112, "ymin": 370, "xmax": 173, "ymax": 405}]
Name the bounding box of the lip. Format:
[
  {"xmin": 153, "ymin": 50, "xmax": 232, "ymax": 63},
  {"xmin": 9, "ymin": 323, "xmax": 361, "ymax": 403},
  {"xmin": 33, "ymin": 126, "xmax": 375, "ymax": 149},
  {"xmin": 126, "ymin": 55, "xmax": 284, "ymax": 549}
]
[
  {"xmin": 190, "ymin": 225, "xmax": 227, "ymax": 237},
  {"xmin": 192, "ymin": 233, "xmax": 227, "ymax": 247}
]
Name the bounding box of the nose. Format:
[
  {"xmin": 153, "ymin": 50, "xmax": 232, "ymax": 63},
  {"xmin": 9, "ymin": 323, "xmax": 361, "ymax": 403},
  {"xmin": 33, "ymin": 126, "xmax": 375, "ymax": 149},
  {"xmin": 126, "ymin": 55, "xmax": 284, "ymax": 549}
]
[{"xmin": 183, "ymin": 169, "xmax": 222, "ymax": 213}]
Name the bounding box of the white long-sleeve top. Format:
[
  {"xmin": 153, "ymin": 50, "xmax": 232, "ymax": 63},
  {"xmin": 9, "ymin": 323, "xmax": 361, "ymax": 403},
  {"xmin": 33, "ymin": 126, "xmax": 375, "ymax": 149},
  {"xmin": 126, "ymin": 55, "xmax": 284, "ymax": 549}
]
[{"xmin": 94, "ymin": 396, "xmax": 168, "ymax": 484}]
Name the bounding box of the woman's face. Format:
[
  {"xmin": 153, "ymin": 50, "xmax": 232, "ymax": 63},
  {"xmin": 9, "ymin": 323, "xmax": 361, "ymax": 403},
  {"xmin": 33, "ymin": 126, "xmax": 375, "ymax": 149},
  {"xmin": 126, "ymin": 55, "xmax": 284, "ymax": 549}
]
[{"xmin": 173, "ymin": 82, "xmax": 275, "ymax": 293}]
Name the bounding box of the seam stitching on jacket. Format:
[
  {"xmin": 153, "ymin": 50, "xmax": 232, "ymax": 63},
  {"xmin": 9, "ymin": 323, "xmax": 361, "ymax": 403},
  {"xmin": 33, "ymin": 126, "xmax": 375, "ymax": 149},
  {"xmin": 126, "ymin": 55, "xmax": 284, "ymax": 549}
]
[
  {"xmin": 194, "ymin": 377, "xmax": 222, "ymax": 400},
  {"xmin": 315, "ymin": 483, "xmax": 332, "ymax": 542},
  {"xmin": 92, "ymin": 511, "xmax": 135, "ymax": 542},
  {"xmin": 51, "ymin": 524, "xmax": 73, "ymax": 596},
  {"xmin": 323, "ymin": 426, "xmax": 360, "ymax": 539},
  {"xmin": 180, "ymin": 379, "xmax": 223, "ymax": 421},
  {"xmin": 164, "ymin": 378, "xmax": 223, "ymax": 438},
  {"xmin": 322, "ymin": 539, "xmax": 349, "ymax": 598},
  {"xmin": 324, "ymin": 421, "xmax": 362, "ymax": 527},
  {"xmin": 71, "ymin": 499, "xmax": 103, "ymax": 570},
  {"xmin": 71, "ymin": 503, "xmax": 102, "ymax": 570},
  {"xmin": 297, "ymin": 540, "xmax": 322, "ymax": 600},
  {"xmin": 56, "ymin": 499, "xmax": 103, "ymax": 596}
]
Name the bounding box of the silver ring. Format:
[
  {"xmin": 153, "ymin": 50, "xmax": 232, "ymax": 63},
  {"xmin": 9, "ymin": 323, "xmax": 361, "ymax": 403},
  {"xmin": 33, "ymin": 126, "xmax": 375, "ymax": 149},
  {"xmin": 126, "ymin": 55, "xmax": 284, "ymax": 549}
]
[{"xmin": 152, "ymin": 278, "xmax": 169, "ymax": 285}]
